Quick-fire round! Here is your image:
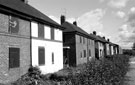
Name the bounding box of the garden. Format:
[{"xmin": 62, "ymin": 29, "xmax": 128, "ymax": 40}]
[{"xmin": 11, "ymin": 54, "xmax": 130, "ymax": 85}]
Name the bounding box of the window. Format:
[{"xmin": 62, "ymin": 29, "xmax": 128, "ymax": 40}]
[
  {"xmin": 80, "ymin": 52, "xmax": 82, "ymax": 58},
  {"xmin": 38, "ymin": 23, "xmax": 44, "ymax": 38},
  {"xmin": 38, "ymin": 47, "xmax": 45, "ymax": 65},
  {"xmin": 84, "ymin": 50, "xmax": 86, "ymax": 57},
  {"xmin": 80, "ymin": 36, "xmax": 82, "ymax": 43},
  {"xmin": 9, "ymin": 16, "xmax": 19, "ymax": 33},
  {"xmin": 89, "ymin": 50, "xmax": 91, "ymax": 56},
  {"xmin": 51, "ymin": 27, "xmax": 54, "ymax": 40},
  {"xmin": 9, "ymin": 47, "xmax": 20, "ymax": 68},
  {"xmin": 52, "ymin": 53, "xmax": 54, "ymax": 64}
]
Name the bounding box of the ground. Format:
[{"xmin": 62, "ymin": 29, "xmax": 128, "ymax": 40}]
[{"xmin": 125, "ymin": 56, "xmax": 135, "ymax": 85}]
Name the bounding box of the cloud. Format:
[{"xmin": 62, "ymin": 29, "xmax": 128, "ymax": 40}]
[
  {"xmin": 116, "ymin": 23, "xmax": 135, "ymax": 49},
  {"xmin": 77, "ymin": 9, "xmax": 105, "ymax": 33},
  {"xmin": 127, "ymin": 7, "xmax": 135, "ymax": 27},
  {"xmin": 101, "ymin": 0, "xmax": 130, "ymax": 8},
  {"xmin": 116, "ymin": 11, "xmax": 126, "ymax": 18}
]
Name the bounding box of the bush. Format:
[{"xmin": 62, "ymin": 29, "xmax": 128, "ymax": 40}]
[
  {"xmin": 12, "ymin": 66, "xmax": 47, "ymax": 85},
  {"xmin": 54, "ymin": 54, "xmax": 130, "ymax": 85}
]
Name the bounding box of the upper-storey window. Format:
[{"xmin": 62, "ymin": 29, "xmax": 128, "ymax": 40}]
[
  {"xmin": 51, "ymin": 27, "xmax": 55, "ymax": 40},
  {"xmin": 9, "ymin": 16, "xmax": 19, "ymax": 34},
  {"xmin": 38, "ymin": 23, "xmax": 44, "ymax": 38},
  {"xmin": 45, "ymin": 26, "xmax": 51, "ymax": 39},
  {"xmin": 31, "ymin": 22, "xmax": 38, "ymax": 37}
]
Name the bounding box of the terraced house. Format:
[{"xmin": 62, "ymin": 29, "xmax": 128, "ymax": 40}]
[
  {"xmin": 0, "ymin": 0, "xmax": 64, "ymax": 83},
  {"xmin": 61, "ymin": 15, "xmax": 95, "ymax": 67}
]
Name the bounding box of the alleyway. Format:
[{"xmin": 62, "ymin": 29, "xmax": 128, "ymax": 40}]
[{"xmin": 125, "ymin": 56, "xmax": 135, "ymax": 85}]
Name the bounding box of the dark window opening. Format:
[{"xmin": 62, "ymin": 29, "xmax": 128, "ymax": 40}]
[
  {"xmin": 51, "ymin": 27, "xmax": 54, "ymax": 40},
  {"xmin": 9, "ymin": 47, "xmax": 20, "ymax": 68},
  {"xmin": 52, "ymin": 53, "xmax": 54, "ymax": 64},
  {"xmin": 84, "ymin": 50, "xmax": 86, "ymax": 57},
  {"xmin": 38, "ymin": 47, "xmax": 45, "ymax": 65},
  {"xmin": 38, "ymin": 23, "xmax": 44, "ymax": 38}
]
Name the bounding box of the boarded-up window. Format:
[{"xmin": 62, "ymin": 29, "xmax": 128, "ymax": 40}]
[
  {"xmin": 38, "ymin": 47, "xmax": 45, "ymax": 65},
  {"xmin": 84, "ymin": 50, "xmax": 86, "ymax": 57},
  {"xmin": 52, "ymin": 53, "xmax": 54, "ymax": 64},
  {"xmin": 9, "ymin": 16, "xmax": 19, "ymax": 33},
  {"xmin": 51, "ymin": 27, "xmax": 54, "ymax": 40},
  {"xmin": 89, "ymin": 50, "xmax": 91, "ymax": 56},
  {"xmin": 9, "ymin": 47, "xmax": 20, "ymax": 68},
  {"xmin": 80, "ymin": 52, "xmax": 82, "ymax": 58},
  {"xmin": 38, "ymin": 23, "xmax": 44, "ymax": 38}
]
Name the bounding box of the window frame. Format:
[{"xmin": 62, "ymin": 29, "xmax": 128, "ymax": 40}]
[{"xmin": 9, "ymin": 47, "xmax": 20, "ymax": 69}]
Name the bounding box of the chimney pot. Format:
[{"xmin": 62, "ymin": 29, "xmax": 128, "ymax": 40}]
[
  {"xmin": 107, "ymin": 39, "xmax": 110, "ymax": 42},
  {"xmin": 21, "ymin": 0, "xmax": 28, "ymax": 3},
  {"xmin": 93, "ymin": 31, "xmax": 96, "ymax": 35},
  {"xmin": 73, "ymin": 21, "xmax": 77, "ymax": 26},
  {"xmin": 60, "ymin": 15, "xmax": 65, "ymax": 25}
]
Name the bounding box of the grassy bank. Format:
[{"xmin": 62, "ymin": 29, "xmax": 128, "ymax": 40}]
[{"xmin": 11, "ymin": 54, "xmax": 130, "ymax": 85}]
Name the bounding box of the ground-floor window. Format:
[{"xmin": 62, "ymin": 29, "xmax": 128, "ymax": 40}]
[
  {"xmin": 38, "ymin": 47, "xmax": 45, "ymax": 65},
  {"xmin": 52, "ymin": 52, "xmax": 54, "ymax": 64},
  {"xmin": 9, "ymin": 47, "xmax": 20, "ymax": 68}
]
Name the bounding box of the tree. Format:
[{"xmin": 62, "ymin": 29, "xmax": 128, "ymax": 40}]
[{"xmin": 132, "ymin": 42, "xmax": 135, "ymax": 50}]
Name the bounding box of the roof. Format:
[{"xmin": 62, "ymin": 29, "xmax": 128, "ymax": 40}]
[
  {"xmin": 62, "ymin": 22, "xmax": 95, "ymax": 40},
  {"xmin": 89, "ymin": 34, "xmax": 108, "ymax": 43},
  {"xmin": 0, "ymin": 0, "xmax": 63, "ymax": 29}
]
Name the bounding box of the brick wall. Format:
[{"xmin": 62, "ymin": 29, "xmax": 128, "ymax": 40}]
[{"xmin": 0, "ymin": 13, "xmax": 30, "ymax": 84}]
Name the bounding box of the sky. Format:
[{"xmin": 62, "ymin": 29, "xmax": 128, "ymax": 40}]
[{"xmin": 29, "ymin": 0, "xmax": 135, "ymax": 49}]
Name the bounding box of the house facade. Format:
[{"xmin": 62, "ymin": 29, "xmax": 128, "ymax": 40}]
[
  {"xmin": 0, "ymin": 1, "xmax": 31, "ymax": 83},
  {"xmin": 31, "ymin": 21, "xmax": 63, "ymax": 74},
  {"xmin": 0, "ymin": 0, "xmax": 64, "ymax": 83},
  {"xmin": 61, "ymin": 15, "xmax": 95, "ymax": 67}
]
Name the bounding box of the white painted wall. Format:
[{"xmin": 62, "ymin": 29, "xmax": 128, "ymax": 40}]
[
  {"xmin": 32, "ymin": 39, "xmax": 63, "ymax": 74},
  {"xmin": 45, "ymin": 26, "xmax": 51, "ymax": 39},
  {"xmin": 98, "ymin": 42, "xmax": 104, "ymax": 58},
  {"xmin": 31, "ymin": 22, "xmax": 38, "ymax": 37},
  {"xmin": 111, "ymin": 46, "xmax": 114, "ymax": 55}
]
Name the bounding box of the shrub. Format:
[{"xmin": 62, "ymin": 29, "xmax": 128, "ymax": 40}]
[
  {"xmin": 12, "ymin": 66, "xmax": 47, "ymax": 85},
  {"xmin": 55, "ymin": 54, "xmax": 130, "ymax": 85}
]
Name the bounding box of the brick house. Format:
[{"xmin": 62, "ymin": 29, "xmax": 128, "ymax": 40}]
[
  {"xmin": 90, "ymin": 32, "xmax": 104, "ymax": 59},
  {"xmin": 61, "ymin": 15, "xmax": 95, "ymax": 67},
  {"xmin": 0, "ymin": 0, "xmax": 64, "ymax": 83},
  {"xmin": 0, "ymin": 0, "xmax": 31, "ymax": 83}
]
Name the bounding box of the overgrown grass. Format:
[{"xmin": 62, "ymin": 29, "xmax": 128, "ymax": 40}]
[{"xmin": 12, "ymin": 54, "xmax": 130, "ymax": 85}]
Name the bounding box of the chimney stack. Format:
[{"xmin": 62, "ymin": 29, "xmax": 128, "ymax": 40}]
[
  {"xmin": 103, "ymin": 36, "xmax": 105, "ymax": 39},
  {"xmin": 60, "ymin": 15, "xmax": 66, "ymax": 25},
  {"xmin": 93, "ymin": 31, "xmax": 96, "ymax": 35},
  {"xmin": 107, "ymin": 39, "xmax": 110, "ymax": 42},
  {"xmin": 21, "ymin": 0, "xmax": 28, "ymax": 4},
  {"xmin": 73, "ymin": 21, "xmax": 77, "ymax": 26}
]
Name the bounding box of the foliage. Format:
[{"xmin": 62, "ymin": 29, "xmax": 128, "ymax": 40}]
[
  {"xmin": 12, "ymin": 54, "xmax": 130, "ymax": 85},
  {"xmin": 12, "ymin": 66, "xmax": 48, "ymax": 85},
  {"xmin": 53, "ymin": 54, "xmax": 130, "ymax": 85}
]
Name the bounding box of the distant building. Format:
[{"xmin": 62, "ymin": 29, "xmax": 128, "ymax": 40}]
[
  {"xmin": 61, "ymin": 15, "xmax": 95, "ymax": 67},
  {"xmin": 90, "ymin": 32, "xmax": 107, "ymax": 59}
]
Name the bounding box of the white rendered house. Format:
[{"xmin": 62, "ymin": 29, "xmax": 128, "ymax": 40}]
[{"xmin": 31, "ymin": 21, "xmax": 63, "ymax": 74}]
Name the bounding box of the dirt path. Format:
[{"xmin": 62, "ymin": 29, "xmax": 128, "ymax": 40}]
[{"xmin": 125, "ymin": 57, "xmax": 135, "ymax": 85}]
